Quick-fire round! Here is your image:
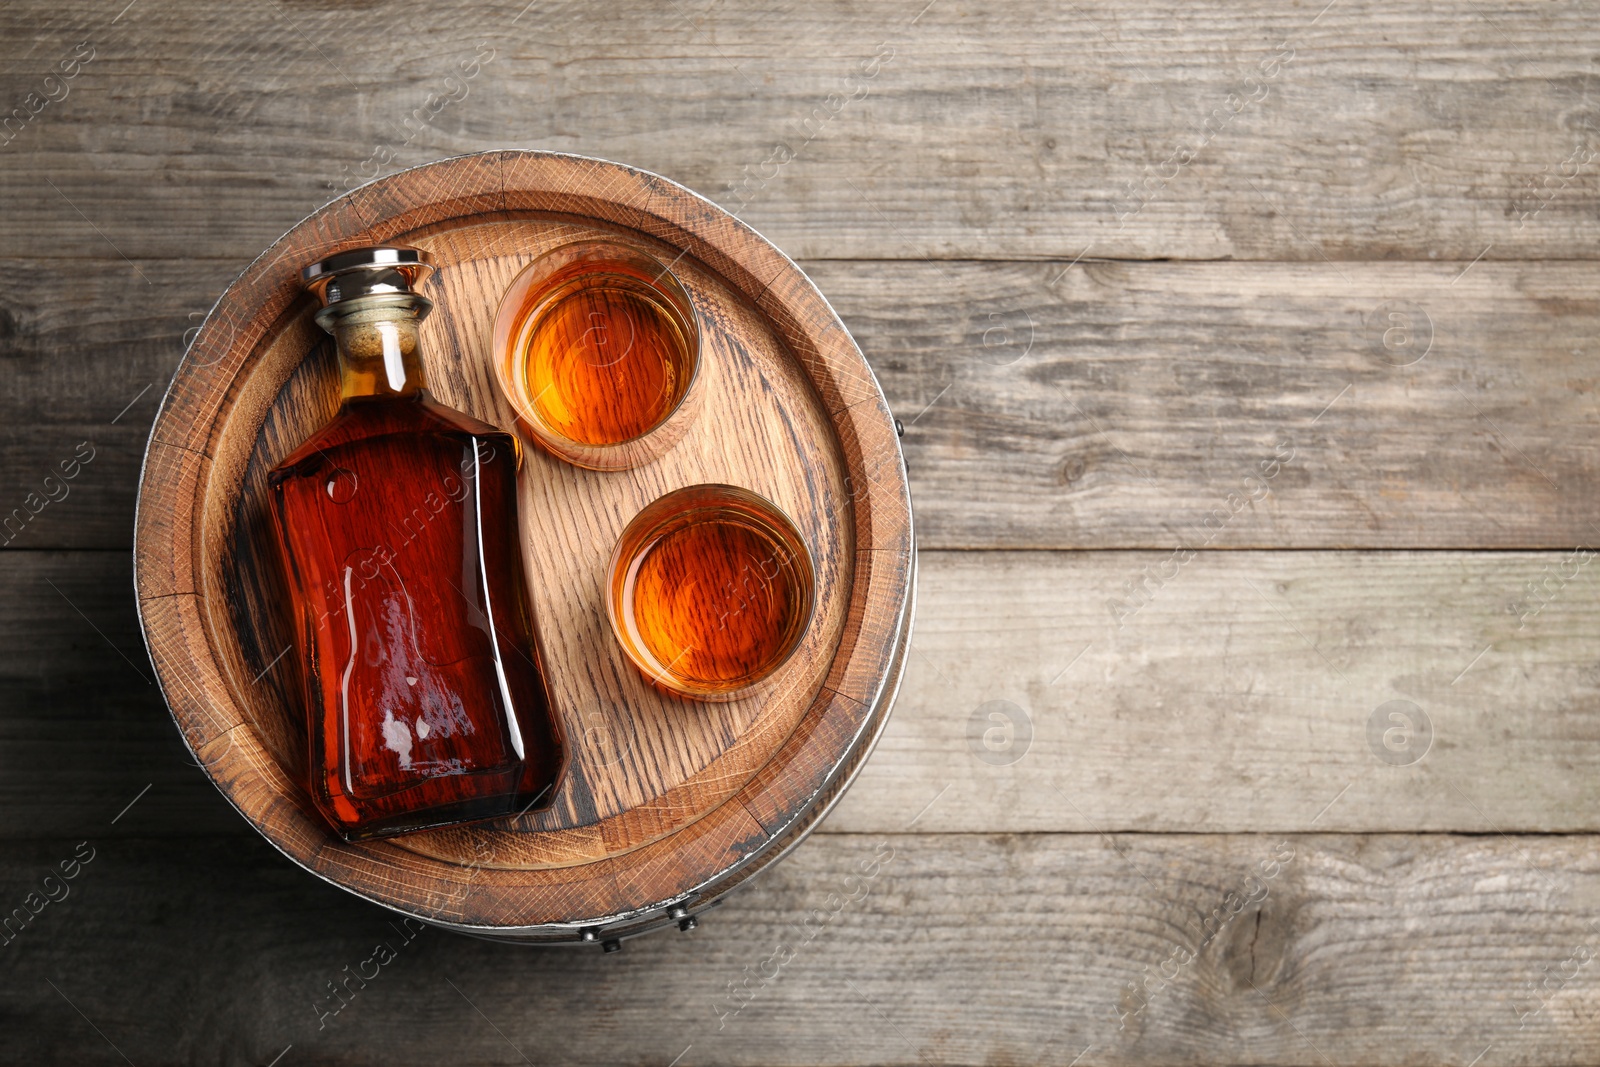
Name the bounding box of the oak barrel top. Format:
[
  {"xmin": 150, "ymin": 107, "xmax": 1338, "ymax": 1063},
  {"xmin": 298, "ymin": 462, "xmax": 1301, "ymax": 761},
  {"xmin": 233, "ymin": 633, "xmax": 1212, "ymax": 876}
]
[{"xmin": 133, "ymin": 151, "xmax": 913, "ymax": 927}]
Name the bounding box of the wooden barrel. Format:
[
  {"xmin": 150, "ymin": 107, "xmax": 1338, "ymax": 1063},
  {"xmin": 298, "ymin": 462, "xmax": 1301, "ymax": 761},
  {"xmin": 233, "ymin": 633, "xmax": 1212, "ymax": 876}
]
[{"xmin": 133, "ymin": 151, "xmax": 914, "ymax": 944}]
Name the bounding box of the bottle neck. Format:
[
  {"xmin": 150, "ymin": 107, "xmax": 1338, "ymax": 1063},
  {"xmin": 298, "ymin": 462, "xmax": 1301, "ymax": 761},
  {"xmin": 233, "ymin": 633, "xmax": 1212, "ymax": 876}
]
[{"xmin": 329, "ymin": 305, "xmax": 428, "ymax": 399}]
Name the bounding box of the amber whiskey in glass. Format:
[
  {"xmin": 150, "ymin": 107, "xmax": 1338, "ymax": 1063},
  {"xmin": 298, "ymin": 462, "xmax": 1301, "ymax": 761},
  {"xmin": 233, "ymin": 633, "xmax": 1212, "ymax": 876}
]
[
  {"xmin": 493, "ymin": 239, "xmax": 701, "ymax": 471},
  {"xmin": 267, "ymin": 246, "xmax": 564, "ymax": 840},
  {"xmin": 607, "ymin": 484, "xmax": 814, "ymax": 702}
]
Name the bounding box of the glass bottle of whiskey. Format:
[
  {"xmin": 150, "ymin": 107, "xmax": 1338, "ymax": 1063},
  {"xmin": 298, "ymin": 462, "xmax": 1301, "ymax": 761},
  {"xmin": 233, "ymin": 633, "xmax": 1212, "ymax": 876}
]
[{"xmin": 268, "ymin": 246, "xmax": 564, "ymax": 841}]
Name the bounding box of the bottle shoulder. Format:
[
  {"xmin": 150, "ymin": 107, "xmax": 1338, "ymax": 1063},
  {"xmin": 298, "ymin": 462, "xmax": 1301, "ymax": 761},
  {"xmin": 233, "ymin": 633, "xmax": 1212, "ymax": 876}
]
[
  {"xmin": 269, "ymin": 392, "xmax": 516, "ymax": 480},
  {"xmin": 415, "ymin": 394, "xmax": 510, "ymax": 439}
]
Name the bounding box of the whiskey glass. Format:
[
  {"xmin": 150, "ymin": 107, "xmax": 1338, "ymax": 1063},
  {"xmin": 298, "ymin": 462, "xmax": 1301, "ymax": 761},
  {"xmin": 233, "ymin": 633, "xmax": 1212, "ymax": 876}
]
[
  {"xmin": 493, "ymin": 239, "xmax": 702, "ymax": 471},
  {"xmin": 606, "ymin": 484, "xmax": 815, "ymax": 701}
]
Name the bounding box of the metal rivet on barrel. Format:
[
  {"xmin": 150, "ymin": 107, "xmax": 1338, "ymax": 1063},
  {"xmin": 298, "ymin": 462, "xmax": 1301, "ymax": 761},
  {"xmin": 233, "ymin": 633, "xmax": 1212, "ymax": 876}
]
[
  {"xmin": 602, "ymin": 939, "xmax": 623, "ymax": 953},
  {"xmin": 580, "ymin": 928, "xmax": 599, "ymax": 943},
  {"xmin": 894, "ymin": 418, "xmax": 905, "ymax": 437},
  {"xmin": 669, "ymin": 905, "xmax": 698, "ymax": 932}
]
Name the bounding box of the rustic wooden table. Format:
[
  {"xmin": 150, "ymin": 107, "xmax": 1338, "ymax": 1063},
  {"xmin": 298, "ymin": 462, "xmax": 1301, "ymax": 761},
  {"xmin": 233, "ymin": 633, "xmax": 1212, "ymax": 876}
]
[{"xmin": 5, "ymin": 1, "xmax": 1598, "ymax": 1063}]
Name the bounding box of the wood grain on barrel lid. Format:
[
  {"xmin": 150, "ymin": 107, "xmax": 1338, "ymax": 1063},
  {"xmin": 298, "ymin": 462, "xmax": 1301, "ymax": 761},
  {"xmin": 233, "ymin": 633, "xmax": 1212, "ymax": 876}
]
[{"xmin": 133, "ymin": 152, "xmax": 913, "ymax": 928}]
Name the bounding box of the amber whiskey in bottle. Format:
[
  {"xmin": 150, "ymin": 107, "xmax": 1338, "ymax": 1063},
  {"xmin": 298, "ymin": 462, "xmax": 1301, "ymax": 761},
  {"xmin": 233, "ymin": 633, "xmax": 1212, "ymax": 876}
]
[{"xmin": 267, "ymin": 246, "xmax": 564, "ymax": 840}]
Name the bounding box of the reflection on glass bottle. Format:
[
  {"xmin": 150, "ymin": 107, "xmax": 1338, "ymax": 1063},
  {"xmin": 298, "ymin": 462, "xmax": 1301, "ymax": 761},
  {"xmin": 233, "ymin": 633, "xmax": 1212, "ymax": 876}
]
[{"xmin": 267, "ymin": 246, "xmax": 564, "ymax": 840}]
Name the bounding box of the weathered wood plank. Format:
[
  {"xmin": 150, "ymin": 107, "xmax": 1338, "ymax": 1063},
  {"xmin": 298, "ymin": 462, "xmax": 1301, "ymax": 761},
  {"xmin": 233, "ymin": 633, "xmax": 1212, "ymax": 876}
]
[
  {"xmin": 9, "ymin": 549, "xmax": 1600, "ymax": 838},
  {"xmin": 1, "ymin": 0, "xmax": 1598, "ymax": 261},
  {"xmin": 830, "ymin": 547, "xmax": 1600, "ymax": 834},
  {"xmin": 5, "ymin": 831, "xmax": 1600, "ymax": 1064},
  {"xmin": 827, "ymin": 258, "xmax": 1600, "ymax": 549},
  {"xmin": 6, "ymin": 258, "xmax": 1599, "ymax": 551},
  {"xmin": 0, "ymin": 256, "xmax": 192, "ymax": 553},
  {"xmin": 0, "ymin": 551, "xmax": 245, "ymax": 839}
]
